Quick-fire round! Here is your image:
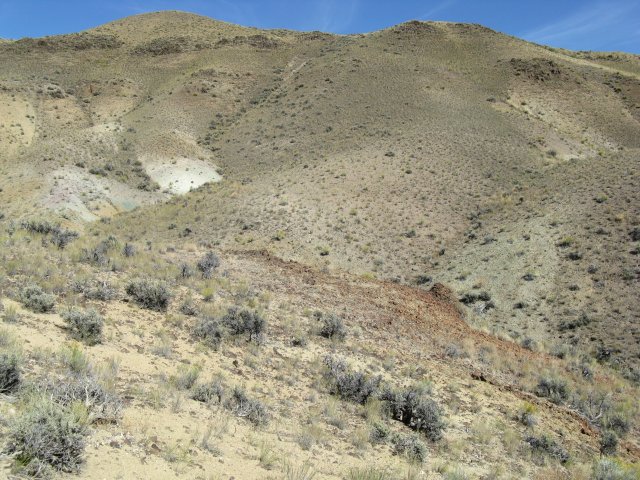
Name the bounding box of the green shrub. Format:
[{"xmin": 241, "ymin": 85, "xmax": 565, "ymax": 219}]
[
  {"xmin": 4, "ymin": 398, "xmax": 88, "ymax": 476},
  {"xmin": 20, "ymin": 285, "xmax": 56, "ymax": 313},
  {"xmin": 600, "ymin": 431, "xmax": 618, "ymax": 456},
  {"xmin": 2, "ymin": 304, "xmax": 20, "ymax": 323},
  {"xmin": 369, "ymin": 421, "xmax": 391, "ymax": 444},
  {"xmin": 173, "ymin": 365, "xmax": 201, "ymax": 390},
  {"xmin": 83, "ymin": 281, "xmax": 117, "ymax": 301},
  {"xmin": 323, "ymin": 356, "xmax": 381, "ymax": 405},
  {"xmin": 61, "ymin": 309, "xmax": 104, "ymax": 345},
  {"xmin": 50, "ymin": 229, "xmax": 79, "ymax": 249},
  {"xmin": 222, "ymin": 307, "xmax": 266, "ymax": 342},
  {"xmin": 391, "ymin": 433, "xmax": 428, "ymax": 463},
  {"xmin": 193, "ymin": 316, "xmax": 224, "ymax": 349},
  {"xmin": 0, "ymin": 352, "xmax": 20, "ymax": 393},
  {"xmin": 122, "ymin": 243, "xmax": 136, "ymax": 257},
  {"xmin": 318, "ymin": 313, "xmax": 347, "ymax": 340},
  {"xmin": 525, "ymin": 434, "xmax": 569, "ymax": 463},
  {"xmin": 192, "ymin": 379, "xmax": 225, "ymax": 404},
  {"xmin": 381, "ymin": 386, "xmax": 446, "ymax": 441},
  {"xmin": 592, "ymin": 459, "xmax": 639, "ymax": 480},
  {"xmin": 197, "ymin": 251, "xmax": 220, "ymax": 279},
  {"xmin": 535, "ymin": 377, "xmax": 569, "ymax": 404},
  {"xmin": 40, "ymin": 374, "xmax": 122, "ymax": 424},
  {"xmin": 347, "ymin": 466, "xmax": 390, "ymax": 480},
  {"xmin": 125, "ymin": 278, "xmax": 171, "ymax": 311},
  {"xmin": 179, "ymin": 299, "xmax": 199, "ymax": 316},
  {"xmin": 21, "ymin": 219, "xmax": 56, "ymax": 234},
  {"xmin": 226, "ymin": 386, "xmax": 269, "ymax": 426}
]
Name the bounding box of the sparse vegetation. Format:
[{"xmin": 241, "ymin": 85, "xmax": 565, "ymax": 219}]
[
  {"xmin": 226, "ymin": 386, "xmax": 269, "ymax": 426},
  {"xmin": 0, "ymin": 10, "xmax": 638, "ymax": 480},
  {"xmin": 525, "ymin": 434, "xmax": 569, "ymax": 463}
]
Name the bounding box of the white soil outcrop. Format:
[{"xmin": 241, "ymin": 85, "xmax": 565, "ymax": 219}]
[{"xmin": 143, "ymin": 156, "xmax": 222, "ymax": 194}]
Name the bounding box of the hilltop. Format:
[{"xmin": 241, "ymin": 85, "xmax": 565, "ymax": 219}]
[{"xmin": 0, "ymin": 11, "xmax": 638, "ymax": 479}]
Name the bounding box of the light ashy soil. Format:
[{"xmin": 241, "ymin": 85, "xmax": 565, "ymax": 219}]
[
  {"xmin": 144, "ymin": 157, "xmax": 222, "ymax": 194},
  {"xmin": 43, "ymin": 167, "xmax": 162, "ymax": 221}
]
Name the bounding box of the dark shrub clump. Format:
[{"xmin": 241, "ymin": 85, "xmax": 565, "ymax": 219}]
[
  {"xmin": 381, "ymin": 387, "xmax": 446, "ymax": 441},
  {"xmin": 197, "ymin": 251, "xmax": 220, "ymax": 279},
  {"xmin": 226, "ymin": 386, "xmax": 269, "ymax": 426},
  {"xmin": 0, "ymin": 352, "xmax": 21, "ymax": 393},
  {"xmin": 525, "ymin": 434, "xmax": 569, "ymax": 463},
  {"xmin": 318, "ymin": 313, "xmax": 347, "ymax": 340},
  {"xmin": 535, "ymin": 377, "xmax": 569, "ymax": 404},
  {"xmin": 125, "ymin": 279, "xmax": 171, "ymax": 311},
  {"xmin": 193, "ymin": 316, "xmax": 224, "ymax": 349},
  {"xmin": 192, "ymin": 379, "xmax": 225, "ymax": 404},
  {"xmin": 323, "ymin": 356, "xmax": 381, "ymax": 405},
  {"xmin": 222, "ymin": 307, "xmax": 266, "ymax": 342}
]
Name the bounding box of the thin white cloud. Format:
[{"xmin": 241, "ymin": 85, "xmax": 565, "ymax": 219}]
[
  {"xmin": 522, "ymin": 1, "xmax": 636, "ymax": 46},
  {"xmin": 420, "ymin": 0, "xmax": 456, "ymax": 20},
  {"xmin": 314, "ymin": 0, "xmax": 359, "ymax": 33}
]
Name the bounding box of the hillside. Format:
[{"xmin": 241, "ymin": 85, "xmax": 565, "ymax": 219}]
[{"xmin": 0, "ymin": 11, "xmax": 638, "ymax": 479}]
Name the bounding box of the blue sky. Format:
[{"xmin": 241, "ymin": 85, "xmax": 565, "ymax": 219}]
[{"xmin": 0, "ymin": 1, "xmax": 638, "ymax": 53}]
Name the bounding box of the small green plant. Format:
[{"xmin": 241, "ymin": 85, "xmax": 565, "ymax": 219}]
[
  {"xmin": 591, "ymin": 458, "xmax": 639, "ymax": 480},
  {"xmin": 369, "ymin": 421, "xmax": 391, "ymax": 444},
  {"xmin": 517, "ymin": 402, "xmax": 537, "ymax": 427},
  {"xmin": 282, "ymin": 460, "xmax": 317, "ymax": 480},
  {"xmin": 59, "ymin": 344, "xmax": 91, "ymax": 374},
  {"xmin": 61, "ymin": 308, "xmax": 104, "ymax": 345},
  {"xmin": 173, "ymin": 365, "xmax": 201, "ymax": 390},
  {"xmin": 2, "ymin": 304, "xmax": 20, "ymax": 323},
  {"xmin": 347, "ymin": 466, "xmax": 390, "ymax": 480}
]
